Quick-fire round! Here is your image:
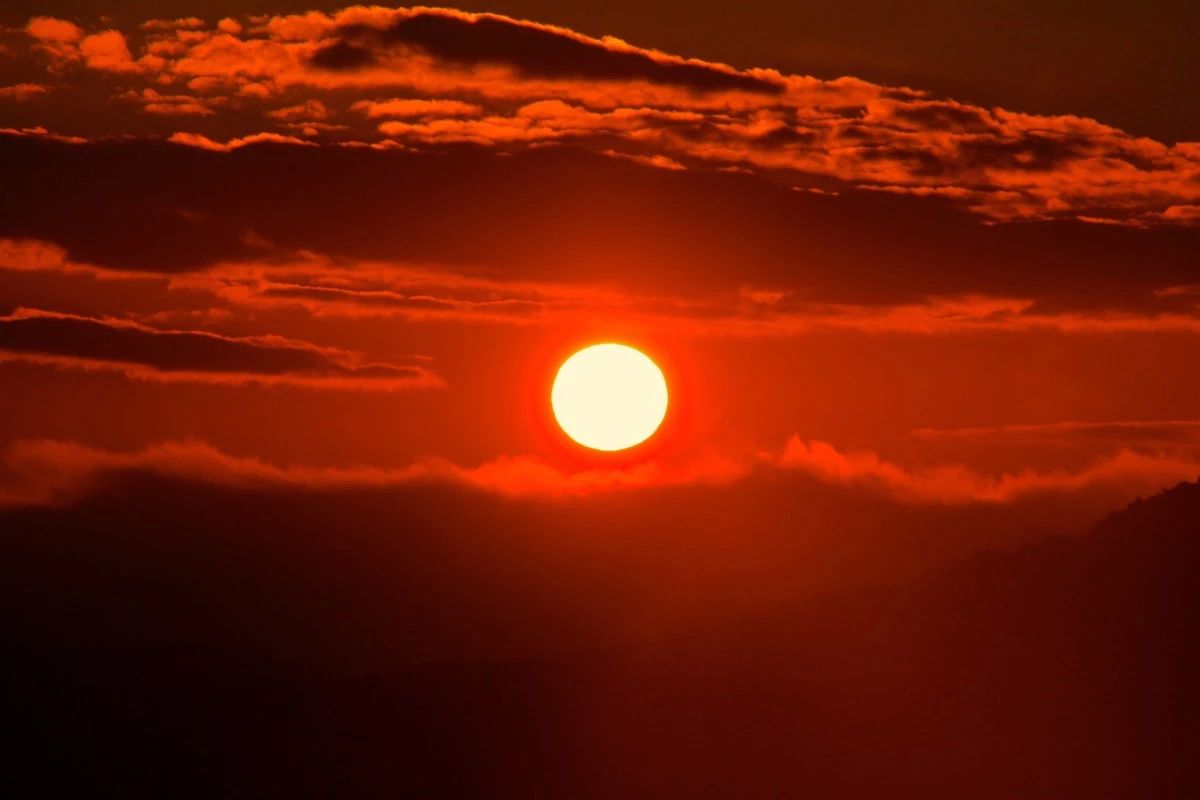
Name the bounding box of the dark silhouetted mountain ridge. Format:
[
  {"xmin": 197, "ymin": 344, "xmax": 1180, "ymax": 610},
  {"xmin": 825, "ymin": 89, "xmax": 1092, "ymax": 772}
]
[{"xmin": 3, "ymin": 478, "xmax": 1197, "ymax": 797}]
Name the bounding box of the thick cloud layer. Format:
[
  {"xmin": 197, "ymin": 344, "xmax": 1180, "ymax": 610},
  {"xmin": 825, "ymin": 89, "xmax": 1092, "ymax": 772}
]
[
  {"xmin": 316, "ymin": 10, "xmax": 780, "ymax": 93},
  {"xmin": 3, "ymin": 7, "xmax": 1198, "ymax": 226},
  {"xmin": 3, "ymin": 134, "xmax": 1199, "ymax": 320}
]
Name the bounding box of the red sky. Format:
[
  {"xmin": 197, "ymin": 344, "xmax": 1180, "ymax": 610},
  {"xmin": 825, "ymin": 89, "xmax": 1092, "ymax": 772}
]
[
  {"xmin": 1, "ymin": 4, "xmax": 1198, "ymax": 511},
  {"xmin": 2, "ymin": 6, "xmax": 1198, "ymax": 795}
]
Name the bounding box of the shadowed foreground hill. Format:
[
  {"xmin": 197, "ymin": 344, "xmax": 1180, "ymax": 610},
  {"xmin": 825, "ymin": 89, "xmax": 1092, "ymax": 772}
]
[
  {"xmin": 556, "ymin": 482, "xmax": 1199, "ymax": 798},
  {"xmin": 4, "ymin": 479, "xmax": 1197, "ymax": 797}
]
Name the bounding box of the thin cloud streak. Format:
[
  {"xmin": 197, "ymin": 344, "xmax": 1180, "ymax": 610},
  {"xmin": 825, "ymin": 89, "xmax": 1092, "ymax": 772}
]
[
  {"xmin": 912, "ymin": 419, "xmax": 1200, "ymax": 447},
  {"xmin": 0, "ymin": 308, "xmax": 443, "ymax": 391},
  {"xmin": 4, "ymin": 238, "xmax": 1199, "ymax": 336}
]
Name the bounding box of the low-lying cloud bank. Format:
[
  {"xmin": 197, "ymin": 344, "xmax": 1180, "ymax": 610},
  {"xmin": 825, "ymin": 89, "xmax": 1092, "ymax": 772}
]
[
  {"xmin": 773, "ymin": 436, "xmax": 1200, "ymax": 505},
  {"xmin": 2, "ymin": 434, "xmax": 1195, "ymax": 508}
]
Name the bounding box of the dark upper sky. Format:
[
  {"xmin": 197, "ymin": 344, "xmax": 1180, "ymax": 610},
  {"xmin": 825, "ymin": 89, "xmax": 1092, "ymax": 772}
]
[{"xmin": 4, "ymin": 0, "xmax": 1198, "ymax": 143}]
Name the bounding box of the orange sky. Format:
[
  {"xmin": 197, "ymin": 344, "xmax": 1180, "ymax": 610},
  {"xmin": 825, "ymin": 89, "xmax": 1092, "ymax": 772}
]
[
  {"xmin": 2, "ymin": 9, "xmax": 1198, "ymax": 794},
  {"xmin": 1, "ymin": 5, "xmax": 1198, "ymax": 513}
]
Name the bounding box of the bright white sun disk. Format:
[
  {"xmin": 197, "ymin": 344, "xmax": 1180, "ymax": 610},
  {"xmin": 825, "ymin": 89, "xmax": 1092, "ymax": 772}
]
[{"xmin": 551, "ymin": 343, "xmax": 668, "ymax": 451}]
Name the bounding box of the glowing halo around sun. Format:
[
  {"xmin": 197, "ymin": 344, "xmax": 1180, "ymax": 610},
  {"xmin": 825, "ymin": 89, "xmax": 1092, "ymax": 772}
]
[{"xmin": 551, "ymin": 343, "xmax": 669, "ymax": 452}]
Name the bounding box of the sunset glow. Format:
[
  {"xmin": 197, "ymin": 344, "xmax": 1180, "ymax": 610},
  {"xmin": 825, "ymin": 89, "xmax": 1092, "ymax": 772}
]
[{"xmin": 1, "ymin": 3, "xmax": 1195, "ymax": 795}]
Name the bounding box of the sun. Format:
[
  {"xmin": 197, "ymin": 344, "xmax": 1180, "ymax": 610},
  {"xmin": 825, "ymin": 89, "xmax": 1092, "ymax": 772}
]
[{"xmin": 551, "ymin": 343, "xmax": 669, "ymax": 452}]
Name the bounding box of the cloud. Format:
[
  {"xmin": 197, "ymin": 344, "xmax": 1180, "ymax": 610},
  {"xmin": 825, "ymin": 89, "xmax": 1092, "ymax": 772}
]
[
  {"xmin": 1159, "ymin": 204, "xmax": 1200, "ymax": 223},
  {"xmin": 311, "ymin": 9, "xmax": 781, "ymax": 94},
  {"xmin": 2, "ymin": 430, "xmax": 1194, "ymax": 509},
  {"xmin": 264, "ymin": 99, "xmax": 329, "ymax": 121},
  {"xmin": 0, "ymin": 125, "xmax": 86, "ymax": 144},
  {"xmin": 373, "ymin": 99, "xmax": 705, "ymax": 145},
  {"xmin": 166, "ymin": 131, "xmax": 313, "ymax": 151},
  {"xmin": 5, "ymin": 132, "xmax": 1196, "ymax": 319},
  {"xmin": 139, "ymin": 18, "xmax": 207, "ymax": 32},
  {"xmin": 79, "ymin": 30, "xmax": 139, "ymax": 73},
  {"xmin": 0, "ymin": 83, "xmax": 50, "ymax": 101},
  {"xmin": 121, "ymin": 88, "xmax": 215, "ymax": 116},
  {"xmin": 196, "ymin": 273, "xmax": 1200, "ymax": 334},
  {"xmin": 351, "ymin": 97, "xmax": 482, "ymax": 118},
  {"xmin": 25, "ymin": 17, "xmax": 83, "ymax": 43},
  {"xmin": 912, "ymin": 420, "xmax": 1200, "ymax": 448},
  {"xmin": 0, "ymin": 438, "xmax": 745, "ymax": 507},
  {"xmin": 23, "ymin": 16, "xmax": 84, "ymax": 68},
  {"xmin": 773, "ymin": 437, "xmax": 1200, "ymax": 504},
  {"xmin": 23, "ymin": 20, "xmax": 139, "ymax": 74},
  {"xmin": 0, "ymin": 238, "xmax": 157, "ymax": 278},
  {"xmin": 3, "ymin": 232, "xmax": 1199, "ymax": 336},
  {"xmin": 680, "ymin": 294, "xmax": 1200, "ymax": 336},
  {"xmin": 7, "ymin": 10, "xmax": 1199, "ymax": 225},
  {"xmin": 0, "ymin": 308, "xmax": 441, "ymax": 391},
  {"xmin": 5, "ymin": 435, "xmax": 1162, "ymax": 687},
  {"xmin": 0, "ymin": 238, "xmax": 70, "ymax": 271}
]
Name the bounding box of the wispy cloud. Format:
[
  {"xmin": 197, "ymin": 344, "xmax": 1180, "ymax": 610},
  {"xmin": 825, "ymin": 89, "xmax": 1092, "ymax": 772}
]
[
  {"xmin": 0, "ymin": 307, "xmax": 442, "ymax": 391},
  {"xmin": 772, "ymin": 436, "xmax": 1200, "ymax": 504}
]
